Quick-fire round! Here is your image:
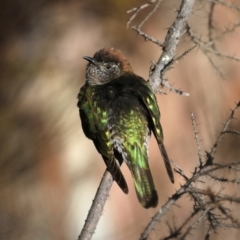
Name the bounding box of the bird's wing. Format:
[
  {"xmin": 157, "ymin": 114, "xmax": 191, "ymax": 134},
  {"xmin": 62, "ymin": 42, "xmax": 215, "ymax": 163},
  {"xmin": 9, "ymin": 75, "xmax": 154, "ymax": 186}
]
[
  {"xmin": 111, "ymin": 96, "xmax": 158, "ymax": 208},
  {"xmin": 133, "ymin": 78, "xmax": 174, "ymax": 183},
  {"xmin": 77, "ymin": 84, "xmax": 96, "ymax": 139},
  {"xmin": 77, "ymin": 84, "xmax": 128, "ymax": 193}
]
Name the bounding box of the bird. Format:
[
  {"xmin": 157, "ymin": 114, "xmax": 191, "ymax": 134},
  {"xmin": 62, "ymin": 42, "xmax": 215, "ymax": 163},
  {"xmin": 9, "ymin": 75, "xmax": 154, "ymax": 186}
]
[{"xmin": 77, "ymin": 48, "xmax": 174, "ymax": 208}]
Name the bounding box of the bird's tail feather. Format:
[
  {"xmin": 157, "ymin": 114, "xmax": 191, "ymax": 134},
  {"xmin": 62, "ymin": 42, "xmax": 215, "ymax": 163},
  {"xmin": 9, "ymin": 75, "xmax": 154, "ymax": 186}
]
[
  {"xmin": 102, "ymin": 155, "xmax": 129, "ymax": 194},
  {"xmin": 158, "ymin": 142, "xmax": 174, "ymax": 183},
  {"xmin": 131, "ymin": 164, "xmax": 158, "ymax": 208}
]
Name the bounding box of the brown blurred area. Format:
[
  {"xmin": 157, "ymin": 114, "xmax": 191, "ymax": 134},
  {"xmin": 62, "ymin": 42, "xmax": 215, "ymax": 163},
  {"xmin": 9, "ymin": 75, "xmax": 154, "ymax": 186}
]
[{"xmin": 0, "ymin": 0, "xmax": 240, "ymax": 239}]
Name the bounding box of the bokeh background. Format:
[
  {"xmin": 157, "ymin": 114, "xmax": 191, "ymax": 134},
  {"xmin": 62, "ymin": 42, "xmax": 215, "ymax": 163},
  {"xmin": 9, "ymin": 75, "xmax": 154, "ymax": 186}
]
[{"xmin": 1, "ymin": 0, "xmax": 240, "ymax": 239}]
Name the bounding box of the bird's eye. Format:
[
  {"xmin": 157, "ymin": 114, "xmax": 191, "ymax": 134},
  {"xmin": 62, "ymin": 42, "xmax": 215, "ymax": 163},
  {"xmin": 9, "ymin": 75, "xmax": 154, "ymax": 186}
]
[{"xmin": 105, "ymin": 63, "xmax": 112, "ymax": 70}]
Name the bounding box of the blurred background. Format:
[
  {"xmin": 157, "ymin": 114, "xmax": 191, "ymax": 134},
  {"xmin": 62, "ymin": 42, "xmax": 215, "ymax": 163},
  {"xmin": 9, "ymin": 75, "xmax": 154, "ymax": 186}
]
[{"xmin": 1, "ymin": 0, "xmax": 240, "ymax": 239}]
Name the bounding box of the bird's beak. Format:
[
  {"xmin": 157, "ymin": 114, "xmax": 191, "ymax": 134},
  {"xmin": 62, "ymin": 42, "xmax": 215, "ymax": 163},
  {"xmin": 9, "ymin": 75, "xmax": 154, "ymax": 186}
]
[{"xmin": 83, "ymin": 56, "xmax": 97, "ymax": 66}]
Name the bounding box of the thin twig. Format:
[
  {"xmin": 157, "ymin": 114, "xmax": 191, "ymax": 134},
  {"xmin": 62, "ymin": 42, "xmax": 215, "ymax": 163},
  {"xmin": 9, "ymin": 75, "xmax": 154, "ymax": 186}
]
[
  {"xmin": 218, "ymin": 204, "xmax": 240, "ymax": 227},
  {"xmin": 204, "ymin": 22, "xmax": 240, "ymax": 49},
  {"xmin": 191, "ymin": 112, "xmax": 203, "ymax": 167},
  {"xmin": 206, "ymin": 48, "xmax": 240, "ymax": 62},
  {"xmin": 204, "ymin": 225, "xmax": 213, "ymax": 240},
  {"xmin": 132, "ymin": 27, "xmax": 164, "ymax": 47},
  {"xmin": 162, "ymin": 45, "xmax": 197, "ymax": 75},
  {"xmin": 222, "ymin": 130, "xmax": 240, "ymax": 136},
  {"xmin": 208, "ymin": 2, "xmax": 217, "ymax": 50},
  {"xmin": 210, "ymin": 102, "xmax": 240, "ymax": 156},
  {"xmin": 162, "ymin": 79, "xmax": 190, "ymax": 96},
  {"xmin": 185, "ymin": 187, "xmax": 240, "ymax": 204},
  {"xmin": 187, "ymin": 19, "xmax": 240, "ymax": 79},
  {"xmin": 138, "ymin": 0, "xmax": 163, "ymax": 29},
  {"xmin": 204, "ymin": 51, "xmax": 225, "ymax": 79},
  {"xmin": 179, "ymin": 207, "xmax": 211, "ymax": 240},
  {"xmin": 209, "ymin": 0, "xmax": 240, "ymax": 12},
  {"xmin": 126, "ymin": 0, "xmax": 157, "ymax": 28},
  {"xmin": 208, "ymin": 174, "xmax": 240, "ymax": 184},
  {"xmin": 171, "ymin": 160, "xmax": 188, "ymax": 180},
  {"xmin": 163, "ymin": 209, "xmax": 200, "ymax": 240}
]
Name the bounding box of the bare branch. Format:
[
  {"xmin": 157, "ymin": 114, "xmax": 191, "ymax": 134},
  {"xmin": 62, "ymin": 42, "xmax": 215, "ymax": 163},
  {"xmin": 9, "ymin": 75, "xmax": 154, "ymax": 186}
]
[
  {"xmin": 204, "ymin": 51, "xmax": 225, "ymax": 79},
  {"xmin": 218, "ymin": 204, "xmax": 240, "ymax": 228},
  {"xmin": 172, "ymin": 44, "xmax": 197, "ymax": 64},
  {"xmin": 208, "ymin": 2, "xmax": 216, "ymax": 44},
  {"xmin": 210, "ymin": 102, "xmax": 240, "ymax": 156},
  {"xmin": 132, "ymin": 27, "xmax": 164, "ymax": 47},
  {"xmin": 179, "ymin": 207, "xmax": 211, "ymax": 240},
  {"xmin": 205, "ymin": 22, "xmax": 240, "ymax": 49},
  {"xmin": 78, "ymin": 170, "xmax": 113, "ymax": 240},
  {"xmin": 187, "ymin": 17, "xmax": 240, "ymax": 78},
  {"xmin": 171, "ymin": 160, "xmax": 188, "ymax": 180},
  {"xmin": 138, "ymin": 0, "xmax": 163, "ymax": 29},
  {"xmin": 163, "ymin": 210, "xmax": 200, "ymax": 240},
  {"xmin": 212, "ymin": 162, "xmax": 240, "ymax": 172},
  {"xmin": 162, "ymin": 79, "xmax": 190, "ymax": 96},
  {"xmin": 139, "ymin": 161, "xmax": 240, "ymax": 239},
  {"xmin": 148, "ymin": 0, "xmax": 195, "ymax": 95},
  {"xmin": 208, "ymin": 174, "xmax": 240, "ymax": 184},
  {"xmin": 206, "ymin": 48, "xmax": 240, "ymax": 62},
  {"xmin": 140, "ymin": 188, "xmax": 183, "ymax": 240},
  {"xmin": 185, "ymin": 187, "xmax": 240, "ymax": 204},
  {"xmin": 162, "ymin": 44, "xmax": 197, "ymax": 74},
  {"xmin": 204, "ymin": 225, "xmax": 213, "ymax": 240},
  {"xmin": 140, "ymin": 101, "xmax": 240, "ymax": 239},
  {"xmin": 209, "ymin": 0, "xmax": 240, "ymax": 12},
  {"xmin": 222, "ymin": 130, "xmax": 240, "ymax": 136},
  {"xmin": 191, "ymin": 112, "xmax": 203, "ymax": 167},
  {"xmin": 126, "ymin": 0, "xmax": 157, "ymax": 28}
]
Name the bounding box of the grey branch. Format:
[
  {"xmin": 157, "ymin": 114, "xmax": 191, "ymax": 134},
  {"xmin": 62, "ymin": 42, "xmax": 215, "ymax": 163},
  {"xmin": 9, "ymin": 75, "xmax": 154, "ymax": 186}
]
[
  {"xmin": 148, "ymin": 0, "xmax": 195, "ymax": 95},
  {"xmin": 78, "ymin": 170, "xmax": 113, "ymax": 240}
]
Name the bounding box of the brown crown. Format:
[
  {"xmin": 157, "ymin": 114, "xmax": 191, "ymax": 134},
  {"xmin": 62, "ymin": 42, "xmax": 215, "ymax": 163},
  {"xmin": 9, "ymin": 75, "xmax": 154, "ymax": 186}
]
[{"xmin": 93, "ymin": 48, "xmax": 133, "ymax": 73}]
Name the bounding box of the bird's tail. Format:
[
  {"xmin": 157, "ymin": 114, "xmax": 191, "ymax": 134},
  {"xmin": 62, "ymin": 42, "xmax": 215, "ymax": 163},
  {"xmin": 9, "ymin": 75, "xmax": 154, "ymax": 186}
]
[
  {"xmin": 102, "ymin": 155, "xmax": 129, "ymax": 194},
  {"xmin": 158, "ymin": 141, "xmax": 174, "ymax": 183},
  {"xmin": 131, "ymin": 163, "xmax": 158, "ymax": 208}
]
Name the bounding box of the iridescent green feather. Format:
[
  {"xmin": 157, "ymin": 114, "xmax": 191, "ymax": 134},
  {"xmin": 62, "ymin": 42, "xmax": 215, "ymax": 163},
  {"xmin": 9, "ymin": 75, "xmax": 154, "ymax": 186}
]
[
  {"xmin": 113, "ymin": 101, "xmax": 158, "ymax": 208},
  {"xmin": 135, "ymin": 80, "xmax": 174, "ymax": 183},
  {"xmin": 78, "ymin": 84, "xmax": 128, "ymax": 193}
]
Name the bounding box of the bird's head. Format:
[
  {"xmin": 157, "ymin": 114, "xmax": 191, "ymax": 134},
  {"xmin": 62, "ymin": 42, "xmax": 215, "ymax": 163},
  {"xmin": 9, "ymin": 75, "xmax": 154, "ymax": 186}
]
[{"xmin": 83, "ymin": 48, "xmax": 133, "ymax": 85}]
